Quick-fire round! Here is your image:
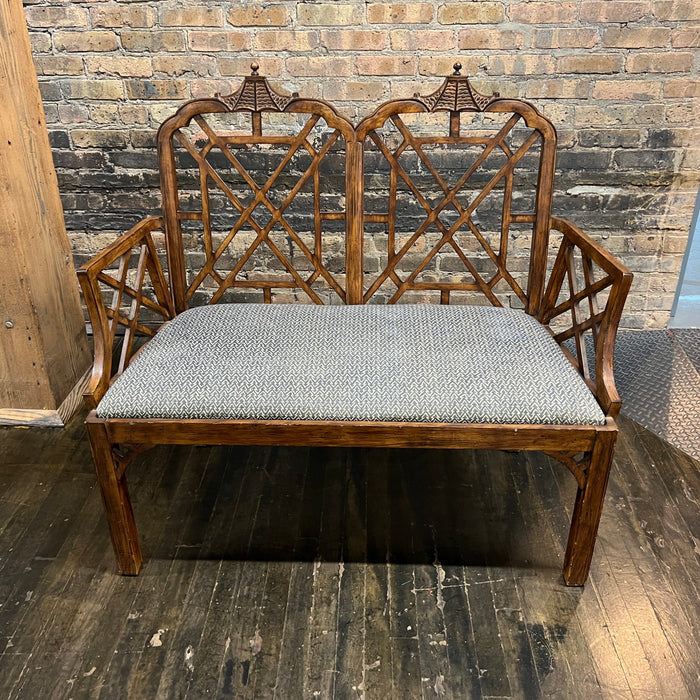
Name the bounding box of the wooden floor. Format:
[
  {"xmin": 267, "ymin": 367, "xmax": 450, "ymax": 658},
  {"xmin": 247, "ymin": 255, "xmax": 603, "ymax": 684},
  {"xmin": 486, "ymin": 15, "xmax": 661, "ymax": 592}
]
[{"xmin": 0, "ymin": 412, "xmax": 699, "ymax": 699}]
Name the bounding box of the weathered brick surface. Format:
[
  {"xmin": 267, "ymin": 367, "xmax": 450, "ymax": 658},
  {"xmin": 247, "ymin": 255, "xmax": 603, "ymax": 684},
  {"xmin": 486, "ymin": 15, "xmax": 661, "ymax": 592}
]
[
  {"xmin": 25, "ymin": 0, "xmax": 699, "ymax": 329},
  {"xmin": 367, "ymin": 3, "xmax": 434, "ymax": 24},
  {"xmin": 227, "ymin": 5, "xmax": 290, "ymax": 27},
  {"xmin": 297, "ymin": 4, "xmax": 363, "ymax": 26},
  {"xmin": 439, "ymin": 3, "xmax": 505, "ymax": 24}
]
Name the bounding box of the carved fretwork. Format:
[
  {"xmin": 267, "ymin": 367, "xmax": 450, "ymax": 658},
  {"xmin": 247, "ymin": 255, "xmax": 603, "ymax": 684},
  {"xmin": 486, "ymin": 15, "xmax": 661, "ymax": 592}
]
[
  {"xmin": 412, "ymin": 62, "xmax": 498, "ymax": 112},
  {"xmin": 362, "ymin": 110, "xmax": 537, "ymax": 304},
  {"xmin": 544, "ymin": 450, "xmax": 590, "ymax": 489},
  {"xmin": 215, "ymin": 62, "xmax": 297, "ymax": 113}
]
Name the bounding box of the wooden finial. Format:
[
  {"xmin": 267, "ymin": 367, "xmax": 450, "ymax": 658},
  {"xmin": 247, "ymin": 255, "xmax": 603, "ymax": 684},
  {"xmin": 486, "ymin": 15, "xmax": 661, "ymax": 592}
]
[
  {"xmin": 250, "ymin": 62, "xmax": 260, "ymax": 76},
  {"xmin": 453, "ymin": 62, "xmax": 462, "ymax": 76}
]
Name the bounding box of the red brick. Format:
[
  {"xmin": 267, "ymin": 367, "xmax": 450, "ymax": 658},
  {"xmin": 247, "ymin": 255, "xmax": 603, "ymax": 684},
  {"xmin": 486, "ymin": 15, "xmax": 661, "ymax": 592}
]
[
  {"xmin": 390, "ymin": 30, "xmax": 455, "ymax": 51},
  {"xmin": 592, "ymin": 80, "xmax": 662, "ymax": 100},
  {"xmin": 580, "ymin": 1, "xmax": 651, "ymax": 22},
  {"xmin": 509, "ymin": 2, "xmax": 577, "ymax": 23},
  {"xmin": 355, "ymin": 55, "xmax": 416, "ymax": 76},
  {"xmin": 285, "ymin": 57, "xmax": 353, "ymax": 77},
  {"xmin": 367, "ymin": 3, "xmax": 434, "ymax": 24},
  {"xmin": 254, "ymin": 30, "xmax": 318, "ymax": 51},
  {"xmin": 459, "ymin": 29, "xmax": 524, "ymax": 50},
  {"xmin": 626, "ymin": 52, "xmax": 694, "ymax": 73},
  {"xmin": 534, "ymin": 29, "xmax": 598, "ymax": 49},
  {"xmin": 54, "ymin": 31, "xmax": 118, "ymax": 52},
  {"xmin": 189, "ymin": 32, "xmax": 251, "ymax": 52},
  {"xmin": 161, "ymin": 7, "xmax": 223, "ymax": 27},
  {"xmin": 320, "ymin": 30, "xmax": 387, "ymax": 51},
  {"xmin": 439, "ymin": 3, "xmax": 505, "ymax": 24},
  {"xmin": 227, "ymin": 6, "xmax": 290, "ymax": 26},
  {"xmin": 557, "ymin": 55, "xmax": 624, "ymax": 74},
  {"xmin": 602, "ymin": 27, "xmax": 670, "ymax": 47}
]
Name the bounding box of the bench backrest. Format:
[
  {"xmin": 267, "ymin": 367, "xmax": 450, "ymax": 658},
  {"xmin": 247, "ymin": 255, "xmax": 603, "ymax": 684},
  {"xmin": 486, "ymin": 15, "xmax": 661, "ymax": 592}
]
[{"xmin": 157, "ymin": 64, "xmax": 557, "ymax": 316}]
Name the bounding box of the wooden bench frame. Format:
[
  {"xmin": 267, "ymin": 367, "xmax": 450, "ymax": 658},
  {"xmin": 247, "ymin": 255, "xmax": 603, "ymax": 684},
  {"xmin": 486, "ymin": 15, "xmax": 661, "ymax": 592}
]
[{"xmin": 78, "ymin": 65, "xmax": 632, "ymax": 585}]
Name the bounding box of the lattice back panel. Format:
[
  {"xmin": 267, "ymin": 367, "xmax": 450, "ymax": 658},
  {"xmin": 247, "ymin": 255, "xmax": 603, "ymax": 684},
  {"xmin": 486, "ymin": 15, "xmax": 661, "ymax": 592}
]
[
  {"xmin": 165, "ymin": 109, "xmax": 350, "ymax": 306},
  {"xmin": 361, "ymin": 109, "xmax": 548, "ymax": 307}
]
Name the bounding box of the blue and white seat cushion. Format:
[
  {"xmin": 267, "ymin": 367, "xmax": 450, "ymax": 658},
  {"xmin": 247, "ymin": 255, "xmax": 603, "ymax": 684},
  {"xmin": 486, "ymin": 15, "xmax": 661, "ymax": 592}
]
[{"xmin": 96, "ymin": 303, "xmax": 606, "ymax": 426}]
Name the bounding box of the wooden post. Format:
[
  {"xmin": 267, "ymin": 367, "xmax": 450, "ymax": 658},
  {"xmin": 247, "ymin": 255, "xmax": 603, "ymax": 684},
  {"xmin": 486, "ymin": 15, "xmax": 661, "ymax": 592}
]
[{"xmin": 0, "ymin": 0, "xmax": 92, "ymax": 426}]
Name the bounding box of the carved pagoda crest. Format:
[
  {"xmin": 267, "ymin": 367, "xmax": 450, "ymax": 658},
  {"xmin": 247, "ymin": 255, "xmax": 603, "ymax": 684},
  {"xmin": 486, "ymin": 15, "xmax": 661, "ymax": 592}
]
[
  {"xmin": 412, "ymin": 63, "xmax": 499, "ymax": 112},
  {"xmin": 215, "ymin": 62, "xmax": 299, "ymax": 113}
]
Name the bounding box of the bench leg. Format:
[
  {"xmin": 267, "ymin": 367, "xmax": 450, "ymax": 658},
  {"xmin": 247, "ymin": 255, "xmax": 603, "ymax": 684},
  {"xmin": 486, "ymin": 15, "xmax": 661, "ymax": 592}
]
[
  {"xmin": 562, "ymin": 430, "xmax": 617, "ymax": 586},
  {"xmin": 86, "ymin": 421, "xmax": 142, "ymax": 575}
]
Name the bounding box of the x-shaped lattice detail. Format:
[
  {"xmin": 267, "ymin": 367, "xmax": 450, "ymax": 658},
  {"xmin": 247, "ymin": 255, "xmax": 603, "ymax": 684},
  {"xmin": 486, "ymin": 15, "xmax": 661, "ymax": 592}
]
[
  {"xmin": 174, "ymin": 114, "xmax": 345, "ymax": 304},
  {"xmin": 97, "ymin": 242, "xmax": 171, "ymax": 372},
  {"xmin": 364, "ymin": 114, "xmax": 538, "ymax": 304},
  {"xmin": 542, "ymin": 241, "xmax": 613, "ymax": 382}
]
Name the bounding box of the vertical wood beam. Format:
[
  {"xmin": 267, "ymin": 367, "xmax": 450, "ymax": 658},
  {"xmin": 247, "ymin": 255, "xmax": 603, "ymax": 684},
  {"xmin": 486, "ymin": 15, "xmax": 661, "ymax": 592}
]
[
  {"xmin": 345, "ymin": 140, "xmax": 364, "ymax": 305},
  {"xmin": 0, "ymin": 0, "xmax": 91, "ymax": 426}
]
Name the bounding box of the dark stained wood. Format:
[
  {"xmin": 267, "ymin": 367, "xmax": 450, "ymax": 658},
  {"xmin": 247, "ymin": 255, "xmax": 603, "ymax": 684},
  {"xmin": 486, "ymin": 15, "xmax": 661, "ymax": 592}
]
[
  {"xmin": 1, "ymin": 415, "xmax": 699, "ymax": 697},
  {"xmin": 540, "ymin": 217, "xmax": 633, "ymax": 419},
  {"xmin": 99, "ymin": 414, "xmax": 602, "ymax": 451},
  {"xmin": 76, "ymin": 68, "xmax": 634, "ymax": 587}
]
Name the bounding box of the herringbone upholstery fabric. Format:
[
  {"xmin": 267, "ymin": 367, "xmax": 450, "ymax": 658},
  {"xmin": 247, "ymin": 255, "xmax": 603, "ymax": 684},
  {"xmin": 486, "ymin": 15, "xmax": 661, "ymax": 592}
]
[{"xmin": 97, "ymin": 304, "xmax": 606, "ymax": 425}]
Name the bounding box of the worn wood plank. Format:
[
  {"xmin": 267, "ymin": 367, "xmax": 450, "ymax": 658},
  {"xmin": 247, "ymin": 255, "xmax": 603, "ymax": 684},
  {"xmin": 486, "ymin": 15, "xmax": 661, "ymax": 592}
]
[
  {"xmin": 0, "ymin": 1, "xmax": 91, "ymax": 414},
  {"xmin": 332, "ymin": 450, "xmax": 367, "ymax": 698},
  {"xmin": 384, "ymin": 452, "xmax": 423, "ymax": 699},
  {"xmin": 184, "ymin": 447, "xmax": 266, "ymax": 697},
  {"xmin": 1, "ymin": 418, "xmax": 699, "ymax": 699},
  {"xmin": 247, "ymin": 447, "xmax": 309, "ymax": 698},
  {"xmin": 520, "ymin": 451, "xmax": 628, "ymax": 700},
  {"xmin": 361, "ymin": 450, "xmax": 394, "ymax": 697},
  {"xmin": 301, "ymin": 448, "xmax": 347, "ymax": 699},
  {"xmin": 272, "ymin": 448, "xmax": 327, "ymax": 697}
]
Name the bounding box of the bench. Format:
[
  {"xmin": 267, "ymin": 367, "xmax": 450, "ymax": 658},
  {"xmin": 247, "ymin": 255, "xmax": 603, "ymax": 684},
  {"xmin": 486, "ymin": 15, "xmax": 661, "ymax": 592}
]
[{"xmin": 78, "ymin": 64, "xmax": 632, "ymax": 585}]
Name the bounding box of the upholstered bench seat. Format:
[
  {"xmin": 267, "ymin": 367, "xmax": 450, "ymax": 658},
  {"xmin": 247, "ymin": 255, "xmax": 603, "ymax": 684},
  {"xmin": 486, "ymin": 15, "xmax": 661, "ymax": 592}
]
[{"xmin": 97, "ymin": 304, "xmax": 606, "ymax": 426}]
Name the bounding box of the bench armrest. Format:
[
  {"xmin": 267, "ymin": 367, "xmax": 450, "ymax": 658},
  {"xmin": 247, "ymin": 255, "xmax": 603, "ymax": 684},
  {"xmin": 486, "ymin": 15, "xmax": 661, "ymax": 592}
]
[
  {"xmin": 77, "ymin": 216, "xmax": 174, "ymax": 410},
  {"xmin": 539, "ymin": 216, "xmax": 633, "ymax": 419}
]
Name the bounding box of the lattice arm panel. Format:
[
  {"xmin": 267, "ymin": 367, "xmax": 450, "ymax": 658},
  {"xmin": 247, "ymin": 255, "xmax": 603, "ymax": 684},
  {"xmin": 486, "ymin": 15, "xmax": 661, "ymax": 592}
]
[
  {"xmin": 77, "ymin": 216, "xmax": 174, "ymax": 409},
  {"xmin": 539, "ymin": 216, "xmax": 633, "ymax": 418}
]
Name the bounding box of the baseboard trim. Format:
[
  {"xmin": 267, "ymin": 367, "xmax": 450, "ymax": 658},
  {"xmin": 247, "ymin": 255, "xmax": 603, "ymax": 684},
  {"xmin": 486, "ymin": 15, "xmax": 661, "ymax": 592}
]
[{"xmin": 0, "ymin": 367, "xmax": 91, "ymax": 427}]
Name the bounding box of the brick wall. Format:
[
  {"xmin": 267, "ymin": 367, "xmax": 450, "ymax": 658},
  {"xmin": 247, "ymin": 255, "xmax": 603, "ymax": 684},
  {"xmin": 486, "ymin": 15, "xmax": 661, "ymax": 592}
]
[{"xmin": 24, "ymin": 0, "xmax": 699, "ymax": 328}]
